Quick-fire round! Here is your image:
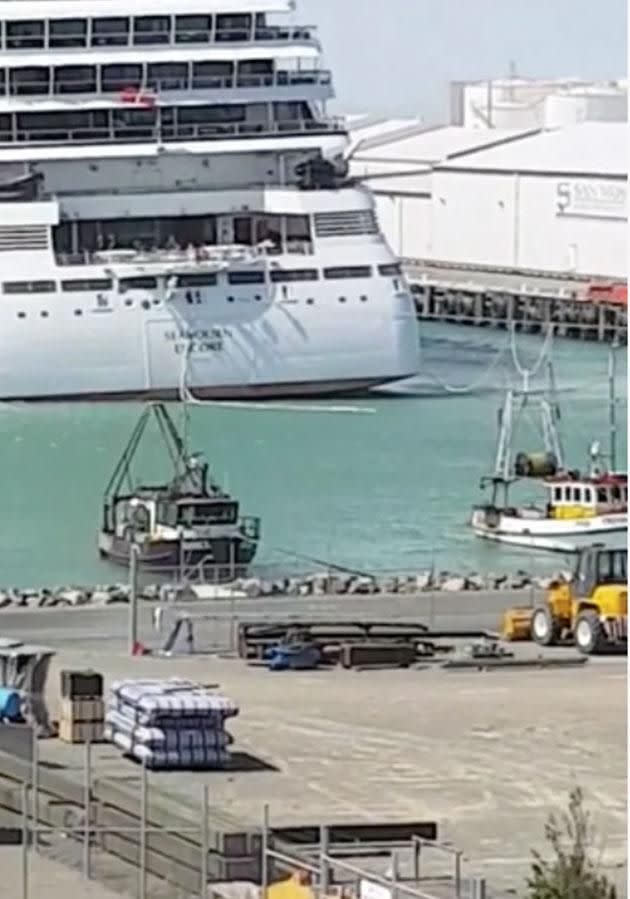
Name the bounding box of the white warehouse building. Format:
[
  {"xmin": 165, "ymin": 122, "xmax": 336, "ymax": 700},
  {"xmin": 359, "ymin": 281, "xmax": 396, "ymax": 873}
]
[{"xmin": 349, "ymin": 84, "xmax": 627, "ymax": 280}]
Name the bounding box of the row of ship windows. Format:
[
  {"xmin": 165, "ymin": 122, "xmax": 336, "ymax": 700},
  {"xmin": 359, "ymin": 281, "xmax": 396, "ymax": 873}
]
[
  {"xmin": 0, "ymin": 101, "xmax": 312, "ymax": 134},
  {"xmin": 2, "ymin": 265, "xmax": 401, "ymax": 294},
  {"xmin": 0, "ymin": 14, "xmax": 301, "ymax": 50},
  {"xmin": 0, "ymin": 62, "xmax": 326, "ymax": 97},
  {"xmin": 552, "ymin": 484, "xmax": 627, "ymax": 504},
  {"xmin": 13, "ymin": 295, "xmax": 371, "ymax": 319}
]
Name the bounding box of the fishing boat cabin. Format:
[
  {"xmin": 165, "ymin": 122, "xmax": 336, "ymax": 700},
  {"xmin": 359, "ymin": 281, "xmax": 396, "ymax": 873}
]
[{"xmin": 545, "ymin": 473, "xmax": 628, "ymax": 520}]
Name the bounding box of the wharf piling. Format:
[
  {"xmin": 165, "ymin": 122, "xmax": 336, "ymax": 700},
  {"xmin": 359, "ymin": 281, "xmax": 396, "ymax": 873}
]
[{"xmin": 406, "ymin": 262, "xmax": 627, "ymax": 343}]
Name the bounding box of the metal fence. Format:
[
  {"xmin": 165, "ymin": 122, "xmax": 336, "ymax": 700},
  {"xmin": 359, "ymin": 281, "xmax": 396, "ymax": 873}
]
[
  {"xmin": 7, "ymin": 740, "xmax": 489, "ymax": 899},
  {"xmin": 261, "ymin": 807, "xmax": 488, "ymax": 899},
  {"xmin": 13, "ymin": 743, "xmax": 211, "ymax": 899}
]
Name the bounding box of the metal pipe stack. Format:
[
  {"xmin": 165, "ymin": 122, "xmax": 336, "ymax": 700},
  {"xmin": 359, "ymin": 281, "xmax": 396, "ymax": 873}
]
[{"xmin": 104, "ymin": 677, "xmax": 238, "ymax": 769}]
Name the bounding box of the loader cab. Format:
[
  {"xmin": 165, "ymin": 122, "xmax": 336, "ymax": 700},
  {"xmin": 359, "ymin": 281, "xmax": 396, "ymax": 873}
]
[{"xmin": 573, "ymin": 545, "xmax": 627, "ymax": 599}]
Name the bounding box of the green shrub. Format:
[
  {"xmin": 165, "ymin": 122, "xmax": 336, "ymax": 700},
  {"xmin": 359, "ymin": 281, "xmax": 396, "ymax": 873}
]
[{"xmin": 526, "ymin": 787, "xmax": 617, "ymax": 899}]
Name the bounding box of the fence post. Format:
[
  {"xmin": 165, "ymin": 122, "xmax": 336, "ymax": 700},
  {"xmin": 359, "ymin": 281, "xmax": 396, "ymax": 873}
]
[
  {"xmin": 83, "ymin": 740, "xmax": 92, "ymax": 880},
  {"xmin": 31, "ymin": 727, "xmax": 38, "ymax": 854},
  {"xmin": 139, "ymin": 761, "xmax": 148, "ymax": 899},
  {"xmin": 21, "ymin": 783, "xmax": 29, "ymax": 899},
  {"xmin": 390, "ymin": 851, "xmax": 399, "ymax": 899},
  {"xmin": 229, "ymin": 594, "xmax": 237, "ymax": 652},
  {"xmin": 319, "ymin": 824, "xmax": 330, "ymax": 896},
  {"xmin": 413, "ymin": 838, "xmax": 420, "ymax": 882},
  {"xmin": 261, "ymin": 804, "xmax": 269, "ymax": 899},
  {"xmin": 200, "ymin": 785, "xmax": 209, "ymax": 898},
  {"xmin": 454, "ymin": 850, "xmax": 462, "ymax": 899}
]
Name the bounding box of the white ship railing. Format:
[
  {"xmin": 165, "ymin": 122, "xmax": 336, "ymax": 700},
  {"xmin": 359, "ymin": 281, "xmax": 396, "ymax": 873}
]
[
  {"xmin": 2, "ymin": 117, "xmax": 345, "ymax": 146},
  {"xmin": 55, "ymin": 241, "xmax": 315, "ymax": 268},
  {"xmin": 43, "ymin": 180, "xmax": 300, "ymax": 198},
  {"xmin": 1, "ymin": 70, "xmax": 333, "ymax": 98}
]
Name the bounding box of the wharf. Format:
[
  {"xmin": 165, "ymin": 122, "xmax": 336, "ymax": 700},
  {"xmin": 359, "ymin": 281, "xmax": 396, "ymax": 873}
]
[
  {"xmin": 405, "ymin": 260, "xmax": 628, "ymax": 343},
  {"xmin": 0, "ymin": 592, "xmax": 625, "ymax": 897},
  {"xmin": 22, "ymin": 649, "xmax": 630, "ymax": 897}
]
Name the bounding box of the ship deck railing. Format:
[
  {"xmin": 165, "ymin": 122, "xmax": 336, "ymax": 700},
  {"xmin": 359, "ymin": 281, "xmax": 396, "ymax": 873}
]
[
  {"xmin": 0, "ymin": 70, "xmax": 333, "ymax": 99},
  {"xmin": 0, "ymin": 117, "xmax": 346, "ymax": 147},
  {"xmin": 55, "ymin": 241, "xmax": 315, "ymax": 268},
  {"xmin": 41, "ymin": 180, "xmax": 313, "ymax": 199},
  {"xmin": 2, "ymin": 25, "xmax": 320, "ymax": 53}
]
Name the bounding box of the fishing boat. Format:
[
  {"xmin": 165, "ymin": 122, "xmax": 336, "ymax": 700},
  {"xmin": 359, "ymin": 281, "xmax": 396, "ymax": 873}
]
[
  {"xmin": 98, "ymin": 403, "xmax": 260, "ymax": 578},
  {"xmin": 470, "ymin": 348, "xmax": 627, "ymax": 553}
]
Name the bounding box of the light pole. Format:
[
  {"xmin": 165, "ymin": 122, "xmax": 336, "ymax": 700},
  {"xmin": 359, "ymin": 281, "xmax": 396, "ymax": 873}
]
[
  {"xmin": 178, "ymin": 525, "xmax": 186, "ymax": 586},
  {"xmin": 128, "ymin": 541, "xmax": 140, "ymax": 655}
]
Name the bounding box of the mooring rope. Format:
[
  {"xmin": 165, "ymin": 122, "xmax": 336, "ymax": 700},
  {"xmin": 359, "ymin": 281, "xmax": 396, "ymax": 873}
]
[
  {"xmin": 510, "ymin": 322, "xmax": 555, "ymax": 381},
  {"xmin": 420, "ymin": 323, "xmax": 557, "ymax": 396},
  {"xmin": 178, "ymin": 335, "xmax": 375, "ymax": 414},
  {"xmin": 421, "ymin": 337, "xmax": 510, "ymax": 394}
]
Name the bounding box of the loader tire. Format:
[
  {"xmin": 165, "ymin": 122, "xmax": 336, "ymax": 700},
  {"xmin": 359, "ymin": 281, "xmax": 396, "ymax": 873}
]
[
  {"xmin": 574, "ymin": 610, "xmax": 606, "ymax": 655},
  {"xmin": 531, "ymin": 605, "xmax": 559, "ymax": 647}
]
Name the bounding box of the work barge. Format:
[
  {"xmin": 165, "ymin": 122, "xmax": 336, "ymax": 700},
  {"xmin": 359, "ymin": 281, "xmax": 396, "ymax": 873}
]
[{"xmin": 407, "ymin": 262, "xmax": 628, "ymax": 343}]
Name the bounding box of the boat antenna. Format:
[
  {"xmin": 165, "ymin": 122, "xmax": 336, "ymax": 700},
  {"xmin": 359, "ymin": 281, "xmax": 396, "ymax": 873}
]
[{"xmin": 608, "ymin": 339, "xmax": 619, "ymax": 472}]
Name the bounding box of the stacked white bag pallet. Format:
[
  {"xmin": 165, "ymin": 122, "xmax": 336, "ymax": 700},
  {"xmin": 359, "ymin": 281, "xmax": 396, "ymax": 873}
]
[{"xmin": 104, "ymin": 678, "xmax": 238, "ymax": 769}]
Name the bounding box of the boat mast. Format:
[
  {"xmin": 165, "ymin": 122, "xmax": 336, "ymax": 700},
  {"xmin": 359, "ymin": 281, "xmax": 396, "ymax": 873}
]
[
  {"xmin": 492, "ymin": 355, "xmax": 564, "ymax": 484},
  {"xmin": 494, "ymin": 389, "xmax": 514, "ymax": 481},
  {"xmin": 608, "ymin": 341, "xmax": 618, "ymax": 472},
  {"xmin": 541, "ymin": 359, "xmax": 564, "ymax": 470}
]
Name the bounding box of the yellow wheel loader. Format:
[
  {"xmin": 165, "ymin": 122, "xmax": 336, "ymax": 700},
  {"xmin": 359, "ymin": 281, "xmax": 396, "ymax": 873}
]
[{"xmin": 505, "ymin": 544, "xmax": 627, "ymax": 655}]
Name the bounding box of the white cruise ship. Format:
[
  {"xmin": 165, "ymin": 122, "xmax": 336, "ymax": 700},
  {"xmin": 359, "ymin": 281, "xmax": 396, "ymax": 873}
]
[{"xmin": 0, "ymin": 0, "xmax": 420, "ymax": 401}]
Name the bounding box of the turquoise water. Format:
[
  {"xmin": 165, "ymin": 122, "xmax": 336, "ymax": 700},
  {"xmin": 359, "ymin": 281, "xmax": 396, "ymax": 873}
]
[{"xmin": 0, "ymin": 323, "xmax": 626, "ymax": 588}]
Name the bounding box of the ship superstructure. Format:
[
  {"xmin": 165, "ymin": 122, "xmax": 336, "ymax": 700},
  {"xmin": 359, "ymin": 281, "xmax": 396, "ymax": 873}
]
[{"xmin": 0, "ymin": 0, "xmax": 420, "ymax": 400}]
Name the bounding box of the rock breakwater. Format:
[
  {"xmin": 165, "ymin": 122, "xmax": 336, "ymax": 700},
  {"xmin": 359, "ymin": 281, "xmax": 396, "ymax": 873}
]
[{"xmin": 0, "ymin": 568, "xmax": 571, "ymax": 611}]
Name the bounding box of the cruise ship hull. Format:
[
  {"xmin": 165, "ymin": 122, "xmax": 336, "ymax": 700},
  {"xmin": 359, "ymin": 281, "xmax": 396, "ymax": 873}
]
[
  {"xmin": 7, "ymin": 377, "xmax": 396, "ymax": 403},
  {"xmin": 0, "ymin": 272, "xmax": 420, "ymax": 402}
]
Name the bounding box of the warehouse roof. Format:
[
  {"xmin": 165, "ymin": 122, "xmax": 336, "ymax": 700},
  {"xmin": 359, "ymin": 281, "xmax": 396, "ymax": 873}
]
[
  {"xmin": 438, "ymin": 122, "xmax": 627, "ymax": 176},
  {"xmin": 352, "ymin": 125, "xmax": 533, "ymax": 165},
  {"xmin": 347, "ymin": 115, "xmax": 422, "ymax": 137}
]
